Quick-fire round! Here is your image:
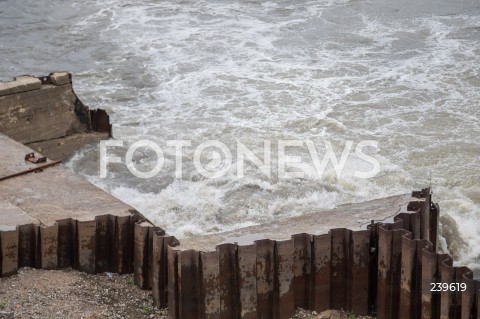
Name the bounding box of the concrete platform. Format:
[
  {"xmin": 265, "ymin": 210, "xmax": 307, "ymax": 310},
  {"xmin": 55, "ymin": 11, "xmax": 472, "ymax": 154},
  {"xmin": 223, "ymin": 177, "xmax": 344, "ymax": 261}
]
[
  {"xmin": 0, "ymin": 133, "xmax": 59, "ymax": 179},
  {"xmin": 0, "ymin": 132, "xmax": 153, "ymax": 277},
  {"xmin": 0, "ymin": 133, "xmax": 142, "ymax": 226},
  {"xmin": 0, "ymin": 200, "xmax": 39, "ymax": 231},
  {"xmin": 26, "ymin": 131, "xmax": 110, "ymax": 161},
  {"xmin": 179, "ymin": 193, "xmax": 416, "ymax": 251}
]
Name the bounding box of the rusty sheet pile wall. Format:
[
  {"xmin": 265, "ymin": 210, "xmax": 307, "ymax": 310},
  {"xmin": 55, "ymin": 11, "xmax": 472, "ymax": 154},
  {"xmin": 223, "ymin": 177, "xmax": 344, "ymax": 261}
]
[
  {"xmin": 142, "ymin": 189, "xmax": 479, "ymax": 319},
  {"xmin": 0, "ymin": 214, "xmax": 151, "ymax": 278},
  {"xmin": 1, "ymin": 189, "xmax": 479, "ymax": 319}
]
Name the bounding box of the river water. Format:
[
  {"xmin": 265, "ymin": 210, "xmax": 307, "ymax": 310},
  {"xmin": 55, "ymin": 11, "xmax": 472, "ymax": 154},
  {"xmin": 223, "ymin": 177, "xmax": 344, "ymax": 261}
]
[{"xmin": 1, "ymin": 0, "xmax": 479, "ymax": 274}]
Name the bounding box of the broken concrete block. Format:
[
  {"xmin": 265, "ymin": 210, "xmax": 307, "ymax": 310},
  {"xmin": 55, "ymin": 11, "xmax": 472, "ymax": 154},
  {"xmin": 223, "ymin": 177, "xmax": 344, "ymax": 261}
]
[
  {"xmin": 50, "ymin": 72, "xmax": 70, "ymax": 86},
  {"xmin": 0, "ymin": 76, "xmax": 41, "ymax": 96}
]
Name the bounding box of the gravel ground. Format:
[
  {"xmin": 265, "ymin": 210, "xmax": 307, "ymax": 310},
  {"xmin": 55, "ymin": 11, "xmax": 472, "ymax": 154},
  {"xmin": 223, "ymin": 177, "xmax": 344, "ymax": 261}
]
[
  {"xmin": 292, "ymin": 308, "xmax": 374, "ymax": 319},
  {"xmin": 0, "ymin": 267, "xmax": 167, "ymax": 319},
  {"xmin": 0, "ymin": 268, "xmax": 373, "ymax": 319}
]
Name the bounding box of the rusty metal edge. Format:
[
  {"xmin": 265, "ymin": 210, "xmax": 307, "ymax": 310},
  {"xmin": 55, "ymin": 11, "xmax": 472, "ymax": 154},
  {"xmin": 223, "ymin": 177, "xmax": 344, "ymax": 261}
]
[{"xmin": 0, "ymin": 160, "xmax": 61, "ymax": 183}]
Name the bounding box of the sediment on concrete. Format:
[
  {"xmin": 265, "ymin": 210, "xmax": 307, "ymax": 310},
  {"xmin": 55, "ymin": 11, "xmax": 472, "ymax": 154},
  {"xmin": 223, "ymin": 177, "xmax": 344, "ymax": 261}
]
[
  {"xmin": 0, "ymin": 72, "xmax": 111, "ymax": 161},
  {"xmin": 176, "ymin": 193, "xmax": 414, "ymax": 252}
]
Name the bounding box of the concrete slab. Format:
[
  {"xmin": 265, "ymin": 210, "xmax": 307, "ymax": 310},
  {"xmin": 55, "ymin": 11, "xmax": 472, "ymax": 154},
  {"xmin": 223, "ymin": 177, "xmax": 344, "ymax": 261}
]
[
  {"xmin": 0, "ymin": 200, "xmax": 39, "ymax": 231},
  {"xmin": 0, "ymin": 133, "xmax": 142, "ymax": 226},
  {"xmin": 0, "ymin": 76, "xmax": 41, "ymax": 97},
  {"xmin": 26, "ymin": 132, "xmax": 110, "ymax": 161},
  {"xmin": 0, "ymin": 165, "xmax": 136, "ymax": 226},
  {"xmin": 50, "ymin": 72, "xmax": 70, "ymax": 86},
  {"xmin": 178, "ymin": 194, "xmax": 419, "ymax": 251},
  {"xmin": 0, "ymin": 133, "xmax": 58, "ymax": 180}
]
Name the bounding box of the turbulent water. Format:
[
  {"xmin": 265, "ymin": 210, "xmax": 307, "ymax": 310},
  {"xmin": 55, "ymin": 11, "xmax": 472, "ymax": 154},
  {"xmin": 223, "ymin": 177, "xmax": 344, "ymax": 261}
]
[{"xmin": 1, "ymin": 0, "xmax": 479, "ymax": 274}]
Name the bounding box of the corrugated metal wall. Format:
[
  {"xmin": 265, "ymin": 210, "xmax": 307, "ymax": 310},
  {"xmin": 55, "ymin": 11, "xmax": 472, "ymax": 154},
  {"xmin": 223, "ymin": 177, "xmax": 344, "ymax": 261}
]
[
  {"xmin": 0, "ymin": 214, "xmax": 141, "ymax": 277},
  {"xmin": 1, "ymin": 189, "xmax": 478, "ymax": 319}
]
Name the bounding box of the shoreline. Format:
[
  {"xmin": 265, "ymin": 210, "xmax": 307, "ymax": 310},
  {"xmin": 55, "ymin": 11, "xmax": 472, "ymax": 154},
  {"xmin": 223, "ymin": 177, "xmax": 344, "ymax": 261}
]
[{"xmin": 1, "ymin": 72, "xmax": 479, "ymax": 319}]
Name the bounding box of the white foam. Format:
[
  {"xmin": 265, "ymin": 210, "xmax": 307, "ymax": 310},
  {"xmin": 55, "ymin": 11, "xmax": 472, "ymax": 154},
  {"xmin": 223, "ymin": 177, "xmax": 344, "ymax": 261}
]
[{"xmin": 56, "ymin": 0, "xmax": 480, "ymax": 269}]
